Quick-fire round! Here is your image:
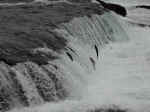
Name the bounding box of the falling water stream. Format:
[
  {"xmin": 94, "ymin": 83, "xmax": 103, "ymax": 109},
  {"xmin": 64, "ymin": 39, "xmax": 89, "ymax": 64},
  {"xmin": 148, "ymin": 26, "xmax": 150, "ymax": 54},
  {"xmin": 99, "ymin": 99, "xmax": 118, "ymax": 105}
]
[
  {"xmin": 8, "ymin": 13, "xmax": 150, "ymax": 112},
  {"xmin": 0, "ymin": 1, "xmax": 150, "ymax": 112}
]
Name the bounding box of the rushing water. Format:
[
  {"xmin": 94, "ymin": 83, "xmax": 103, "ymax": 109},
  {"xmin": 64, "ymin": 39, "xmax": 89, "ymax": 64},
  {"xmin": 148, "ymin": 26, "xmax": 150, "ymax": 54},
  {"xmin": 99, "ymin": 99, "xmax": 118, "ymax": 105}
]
[
  {"xmin": 8, "ymin": 12, "xmax": 150, "ymax": 112},
  {"xmin": 1, "ymin": 2, "xmax": 150, "ymax": 112},
  {"xmin": 0, "ymin": 7, "xmax": 129, "ymax": 111}
]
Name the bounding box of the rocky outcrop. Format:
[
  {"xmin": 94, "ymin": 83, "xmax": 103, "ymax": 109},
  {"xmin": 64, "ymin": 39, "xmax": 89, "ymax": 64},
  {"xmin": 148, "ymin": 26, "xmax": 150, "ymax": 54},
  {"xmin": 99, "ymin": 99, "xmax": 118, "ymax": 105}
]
[{"xmin": 96, "ymin": 0, "xmax": 127, "ymax": 17}]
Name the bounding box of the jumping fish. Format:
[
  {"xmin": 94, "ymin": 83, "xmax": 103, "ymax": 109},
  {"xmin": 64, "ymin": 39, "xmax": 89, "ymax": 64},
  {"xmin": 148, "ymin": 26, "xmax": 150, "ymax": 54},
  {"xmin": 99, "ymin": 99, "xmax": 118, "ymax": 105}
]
[
  {"xmin": 66, "ymin": 52, "xmax": 73, "ymax": 61},
  {"xmin": 89, "ymin": 57, "xmax": 96, "ymax": 70},
  {"xmin": 94, "ymin": 45, "xmax": 99, "ymax": 59}
]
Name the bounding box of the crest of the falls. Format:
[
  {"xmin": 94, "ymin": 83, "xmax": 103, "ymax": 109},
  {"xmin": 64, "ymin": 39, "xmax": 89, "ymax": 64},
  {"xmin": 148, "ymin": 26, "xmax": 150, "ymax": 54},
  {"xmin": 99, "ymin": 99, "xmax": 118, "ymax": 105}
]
[
  {"xmin": 0, "ymin": 3, "xmax": 128, "ymax": 111},
  {"xmin": 56, "ymin": 12, "xmax": 128, "ymax": 71},
  {"xmin": 52, "ymin": 12, "xmax": 128, "ymax": 97}
]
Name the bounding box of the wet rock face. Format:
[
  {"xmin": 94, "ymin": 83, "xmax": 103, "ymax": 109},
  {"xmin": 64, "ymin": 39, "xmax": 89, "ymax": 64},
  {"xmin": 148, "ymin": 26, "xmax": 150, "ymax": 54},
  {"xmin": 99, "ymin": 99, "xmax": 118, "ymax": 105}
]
[{"xmin": 96, "ymin": 0, "xmax": 127, "ymax": 17}]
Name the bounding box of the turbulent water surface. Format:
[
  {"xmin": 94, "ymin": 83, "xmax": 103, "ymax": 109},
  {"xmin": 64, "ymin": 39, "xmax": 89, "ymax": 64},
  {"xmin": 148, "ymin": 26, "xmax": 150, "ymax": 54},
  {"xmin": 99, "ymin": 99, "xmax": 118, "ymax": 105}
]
[{"xmin": 0, "ymin": 0, "xmax": 150, "ymax": 112}]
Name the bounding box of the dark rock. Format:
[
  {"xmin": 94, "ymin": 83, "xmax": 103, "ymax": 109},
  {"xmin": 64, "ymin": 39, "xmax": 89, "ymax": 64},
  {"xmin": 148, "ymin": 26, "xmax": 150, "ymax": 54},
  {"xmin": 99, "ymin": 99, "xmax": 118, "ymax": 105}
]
[
  {"xmin": 136, "ymin": 5, "xmax": 150, "ymax": 9},
  {"xmin": 96, "ymin": 0, "xmax": 127, "ymax": 17}
]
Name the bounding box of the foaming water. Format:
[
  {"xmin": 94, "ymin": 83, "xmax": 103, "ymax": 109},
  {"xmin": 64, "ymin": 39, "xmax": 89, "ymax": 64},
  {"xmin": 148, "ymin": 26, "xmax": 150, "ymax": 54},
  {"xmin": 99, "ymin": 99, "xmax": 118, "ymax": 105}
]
[
  {"xmin": 0, "ymin": 10, "xmax": 128, "ymax": 111},
  {"xmin": 3, "ymin": 13, "xmax": 146, "ymax": 112},
  {"xmin": 53, "ymin": 12, "xmax": 128, "ymax": 99},
  {"xmin": 83, "ymin": 17, "xmax": 150, "ymax": 111},
  {"xmin": 9, "ymin": 14, "xmax": 150, "ymax": 112},
  {"xmin": 2, "ymin": 5, "xmax": 150, "ymax": 111}
]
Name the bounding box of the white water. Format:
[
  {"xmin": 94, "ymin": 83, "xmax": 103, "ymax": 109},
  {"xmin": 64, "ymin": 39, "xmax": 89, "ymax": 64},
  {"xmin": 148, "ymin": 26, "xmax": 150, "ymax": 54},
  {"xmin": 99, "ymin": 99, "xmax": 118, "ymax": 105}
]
[
  {"xmin": 1, "ymin": 0, "xmax": 149, "ymax": 111},
  {"xmin": 0, "ymin": 0, "xmax": 150, "ymax": 111},
  {"xmin": 84, "ymin": 19, "xmax": 150, "ymax": 111},
  {"xmin": 0, "ymin": 0, "xmax": 148, "ymax": 111},
  {"xmin": 8, "ymin": 13, "xmax": 150, "ymax": 112}
]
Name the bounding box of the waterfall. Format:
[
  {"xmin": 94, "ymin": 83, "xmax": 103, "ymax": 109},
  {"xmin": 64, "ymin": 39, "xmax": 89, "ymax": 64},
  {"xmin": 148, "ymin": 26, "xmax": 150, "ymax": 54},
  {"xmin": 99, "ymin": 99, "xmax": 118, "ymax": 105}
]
[{"xmin": 0, "ymin": 3, "xmax": 129, "ymax": 111}]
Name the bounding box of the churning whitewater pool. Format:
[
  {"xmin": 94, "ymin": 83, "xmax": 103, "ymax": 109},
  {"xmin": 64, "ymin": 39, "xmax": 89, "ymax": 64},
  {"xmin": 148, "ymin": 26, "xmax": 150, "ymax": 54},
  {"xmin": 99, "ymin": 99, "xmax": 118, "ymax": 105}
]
[{"xmin": 8, "ymin": 13, "xmax": 150, "ymax": 112}]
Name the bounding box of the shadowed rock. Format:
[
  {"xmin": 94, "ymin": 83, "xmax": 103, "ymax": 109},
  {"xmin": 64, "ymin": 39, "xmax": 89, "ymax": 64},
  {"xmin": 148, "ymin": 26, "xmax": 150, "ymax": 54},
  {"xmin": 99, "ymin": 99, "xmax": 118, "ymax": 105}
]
[
  {"xmin": 96, "ymin": 0, "xmax": 127, "ymax": 17},
  {"xmin": 135, "ymin": 5, "xmax": 150, "ymax": 9}
]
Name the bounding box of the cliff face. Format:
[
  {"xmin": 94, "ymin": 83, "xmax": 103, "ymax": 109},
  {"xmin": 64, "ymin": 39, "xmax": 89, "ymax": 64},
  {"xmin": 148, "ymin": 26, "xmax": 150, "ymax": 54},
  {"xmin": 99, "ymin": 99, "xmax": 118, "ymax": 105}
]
[{"xmin": 0, "ymin": 1, "xmax": 128, "ymax": 112}]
